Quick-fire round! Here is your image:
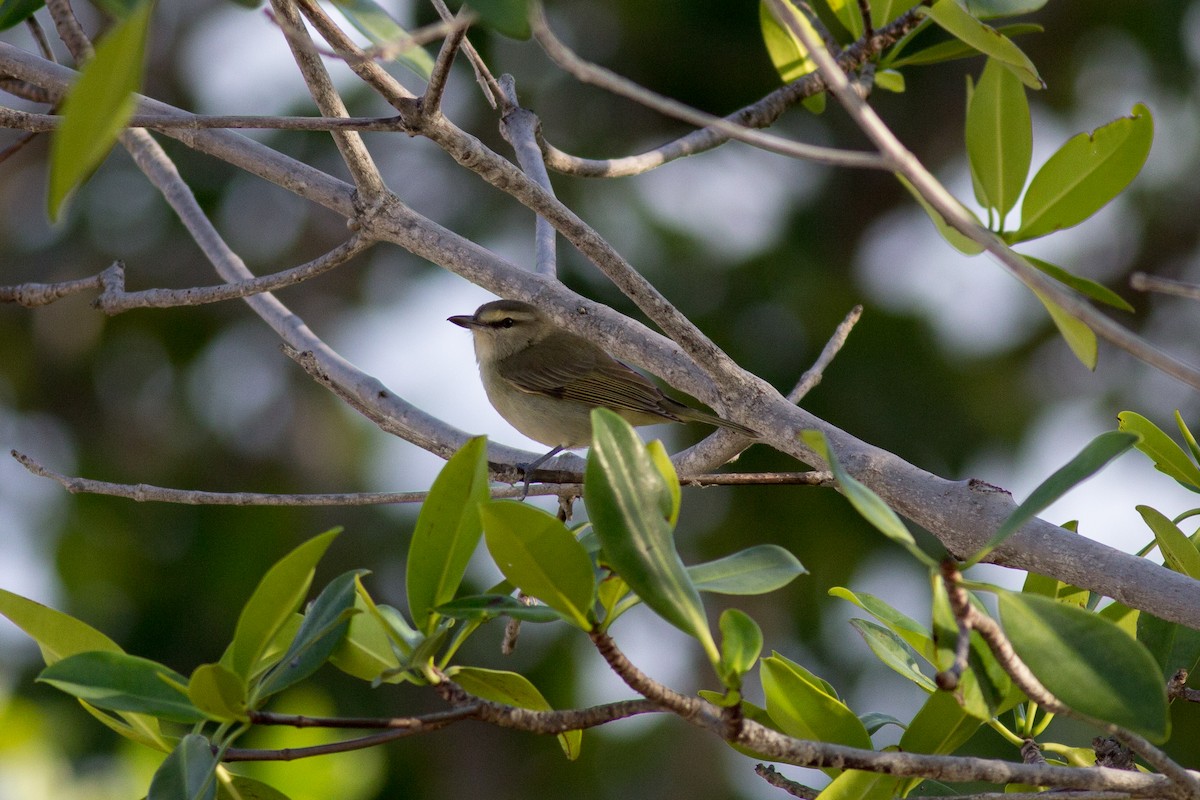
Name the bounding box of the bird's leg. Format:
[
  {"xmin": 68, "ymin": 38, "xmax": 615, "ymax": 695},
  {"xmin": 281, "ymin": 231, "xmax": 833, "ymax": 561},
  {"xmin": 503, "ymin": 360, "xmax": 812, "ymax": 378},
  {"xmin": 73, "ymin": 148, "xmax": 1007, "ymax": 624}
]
[{"xmin": 518, "ymin": 445, "xmax": 563, "ymax": 500}]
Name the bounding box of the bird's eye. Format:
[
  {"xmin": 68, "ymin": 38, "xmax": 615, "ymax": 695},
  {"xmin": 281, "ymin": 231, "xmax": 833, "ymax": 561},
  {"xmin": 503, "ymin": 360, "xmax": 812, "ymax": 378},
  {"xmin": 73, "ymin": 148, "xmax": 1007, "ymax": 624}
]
[{"xmin": 499, "ymin": 318, "xmax": 515, "ymax": 328}]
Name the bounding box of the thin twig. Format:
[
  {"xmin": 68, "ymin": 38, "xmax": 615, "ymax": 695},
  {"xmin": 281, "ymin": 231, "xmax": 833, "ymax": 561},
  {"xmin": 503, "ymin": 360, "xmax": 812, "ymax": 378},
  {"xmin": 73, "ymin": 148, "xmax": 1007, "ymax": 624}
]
[
  {"xmin": 249, "ymin": 706, "xmax": 481, "ymax": 729},
  {"xmin": 429, "ymin": 0, "xmax": 502, "ymax": 107},
  {"xmin": 90, "ymin": 236, "xmax": 374, "ymax": 314},
  {"xmin": 534, "ymin": 4, "xmax": 923, "ymax": 178},
  {"xmin": 1, "ymin": 267, "xmax": 113, "ymax": 307},
  {"xmin": 1130, "ymin": 273, "xmax": 1200, "ymax": 303},
  {"xmin": 269, "ymin": 0, "xmax": 387, "ymax": 203},
  {"xmin": 498, "ymin": 74, "xmax": 557, "ymax": 277},
  {"xmin": 788, "ymin": 304, "xmax": 863, "ymax": 403},
  {"xmin": 530, "ymin": 4, "xmax": 887, "ymax": 172},
  {"xmin": 12, "ymin": 449, "xmax": 828, "ymax": 505},
  {"xmin": 754, "ymin": 764, "xmax": 819, "ymax": 799},
  {"xmin": 421, "ymin": 11, "xmax": 466, "ymax": 115},
  {"xmin": 0, "ymin": 107, "xmax": 412, "ymax": 132}
]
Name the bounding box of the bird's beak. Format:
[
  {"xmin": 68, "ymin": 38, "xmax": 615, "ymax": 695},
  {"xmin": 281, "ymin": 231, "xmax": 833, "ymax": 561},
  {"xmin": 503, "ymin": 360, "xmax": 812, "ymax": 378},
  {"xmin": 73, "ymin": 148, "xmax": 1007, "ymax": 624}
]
[{"xmin": 448, "ymin": 314, "xmax": 481, "ymax": 329}]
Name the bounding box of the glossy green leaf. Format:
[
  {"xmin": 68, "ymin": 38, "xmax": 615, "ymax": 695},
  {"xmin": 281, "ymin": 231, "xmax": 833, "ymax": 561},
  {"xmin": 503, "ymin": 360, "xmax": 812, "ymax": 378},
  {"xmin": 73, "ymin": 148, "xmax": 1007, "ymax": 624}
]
[
  {"xmin": 874, "ymin": 69, "xmax": 905, "ymax": 92},
  {"xmin": 436, "ymin": 594, "xmax": 566, "ymax": 623},
  {"xmin": 719, "ymin": 609, "xmax": 763, "ymax": 686},
  {"xmin": 921, "ymin": 0, "xmax": 1042, "ymax": 88},
  {"xmin": 481, "ymin": 501, "xmax": 596, "ymax": 629},
  {"xmin": 1098, "ymin": 600, "xmax": 1139, "ymax": 640},
  {"xmin": 1137, "ymin": 612, "xmax": 1200, "ymax": 680},
  {"xmin": 887, "ymin": 23, "xmax": 1042, "ymax": 67},
  {"xmin": 0, "ymin": 587, "xmax": 122, "ymax": 664},
  {"xmin": 825, "ymin": 0, "xmax": 863, "ymax": 38},
  {"xmin": 829, "ymin": 587, "xmax": 936, "ymax": 662},
  {"xmin": 47, "ymin": 0, "xmax": 152, "ymax": 220},
  {"xmin": 687, "ymin": 544, "xmax": 806, "ymax": 595},
  {"xmin": 967, "ymin": 58, "xmax": 1031, "ymax": 218},
  {"xmin": 968, "ymin": 431, "xmax": 1138, "ymax": 564},
  {"xmin": 869, "ymin": 0, "xmax": 908, "ymax": 28},
  {"xmin": 408, "ymin": 436, "xmax": 490, "ymax": 634},
  {"xmin": 1021, "ymin": 572, "xmax": 1087, "ymax": 606},
  {"xmin": 759, "ymin": 0, "xmax": 817, "ymax": 84},
  {"xmin": 1119, "ymin": 411, "xmax": 1200, "ymax": 491},
  {"xmin": 1016, "ymin": 104, "xmax": 1154, "ymax": 241},
  {"xmin": 0, "ymin": 0, "xmax": 43, "ymax": 30},
  {"xmin": 329, "ymin": 582, "xmax": 402, "ymax": 681},
  {"xmin": 646, "ymin": 439, "xmax": 682, "ymax": 527},
  {"xmin": 448, "ymin": 666, "xmax": 581, "ymax": 760},
  {"xmin": 1030, "ymin": 287, "xmax": 1097, "ymax": 369},
  {"xmin": 999, "ymin": 591, "xmax": 1169, "ymax": 742},
  {"xmin": 328, "ymin": 0, "xmax": 434, "ymax": 79},
  {"xmin": 1024, "ymin": 256, "xmax": 1134, "ymax": 312},
  {"xmin": 258, "ymin": 570, "xmax": 362, "ymax": 697},
  {"xmin": 186, "ymin": 663, "xmax": 245, "ymax": 722},
  {"xmin": 859, "ymin": 711, "xmax": 906, "ymax": 734},
  {"xmin": 849, "ymin": 618, "xmax": 937, "ymax": 691},
  {"xmin": 225, "ymin": 529, "xmax": 340, "ymax": 681},
  {"xmin": 900, "ymin": 688, "xmax": 983, "ymax": 755},
  {"xmin": 465, "ymin": 0, "xmax": 531, "ymax": 39},
  {"xmin": 586, "ymin": 409, "xmax": 718, "ymax": 664},
  {"xmin": 1137, "ymin": 506, "xmax": 1200, "ymax": 579},
  {"xmin": 760, "ymin": 652, "xmax": 872, "ymax": 750},
  {"xmin": 216, "ymin": 776, "xmax": 292, "ymax": 800},
  {"xmin": 803, "ymin": 430, "xmax": 937, "ymax": 566},
  {"xmin": 966, "ymin": 0, "xmax": 1048, "ymax": 16},
  {"xmin": 897, "ymin": 174, "xmax": 986, "ymax": 255},
  {"xmin": 820, "ymin": 770, "xmax": 901, "ymax": 800},
  {"xmin": 148, "ymin": 733, "xmax": 217, "ymax": 800},
  {"xmin": 38, "ymin": 651, "xmax": 206, "ymax": 724}
]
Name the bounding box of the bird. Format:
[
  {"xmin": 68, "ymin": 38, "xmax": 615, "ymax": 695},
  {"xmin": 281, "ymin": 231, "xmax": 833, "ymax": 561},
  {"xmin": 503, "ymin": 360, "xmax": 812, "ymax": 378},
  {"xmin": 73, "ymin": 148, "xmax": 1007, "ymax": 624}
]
[{"xmin": 448, "ymin": 299, "xmax": 756, "ymax": 490}]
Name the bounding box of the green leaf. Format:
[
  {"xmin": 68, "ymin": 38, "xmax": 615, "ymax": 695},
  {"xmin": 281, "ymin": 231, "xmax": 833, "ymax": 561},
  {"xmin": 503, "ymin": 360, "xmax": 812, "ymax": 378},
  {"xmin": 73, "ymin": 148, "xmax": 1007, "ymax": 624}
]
[
  {"xmin": 217, "ymin": 776, "xmax": 292, "ymax": 800},
  {"xmin": 328, "ymin": 587, "xmax": 402, "ymax": 681},
  {"xmin": 687, "ymin": 544, "xmax": 806, "ymax": 595},
  {"xmin": 874, "ymin": 69, "xmax": 905, "ymax": 93},
  {"xmin": 900, "ymin": 688, "xmax": 984, "ymax": 755},
  {"xmin": 0, "ymin": 0, "xmax": 43, "ymax": 30},
  {"xmin": 1030, "ymin": 287, "xmax": 1097, "ymax": 369},
  {"xmin": 932, "ymin": 578, "xmax": 1017, "ymax": 719},
  {"xmin": 47, "ymin": 0, "xmax": 152, "ymax": 220},
  {"xmin": 968, "ymin": 431, "xmax": 1138, "ymax": 564},
  {"xmin": 859, "ymin": 711, "xmax": 906, "ymax": 734},
  {"xmin": 897, "ymin": 173, "xmax": 986, "ymax": 255},
  {"xmin": 464, "ymin": 0, "xmax": 530, "ymax": 39},
  {"xmin": 802, "ymin": 430, "xmax": 937, "ymax": 566},
  {"xmin": 257, "ymin": 570, "xmax": 362, "ymax": 697},
  {"xmin": 921, "ymin": 0, "xmax": 1043, "ymax": 88},
  {"xmin": 1136, "ymin": 506, "xmax": 1200, "ymax": 579},
  {"xmin": 999, "ymin": 591, "xmax": 1169, "ymax": 742},
  {"xmin": 829, "ymin": 587, "xmax": 936, "ymax": 663},
  {"xmin": 225, "ymin": 529, "xmax": 340, "ymax": 681},
  {"xmin": 148, "ymin": 733, "xmax": 217, "ymax": 800},
  {"xmin": 760, "ymin": 652, "xmax": 873, "ymax": 751},
  {"xmin": 825, "ymin": 0, "xmax": 863, "ymax": 39},
  {"xmin": 820, "ymin": 770, "xmax": 901, "ymax": 800},
  {"xmin": 849, "ymin": 618, "xmax": 937, "ymax": 691},
  {"xmin": 448, "ymin": 667, "xmax": 581, "ymax": 760},
  {"xmin": 1137, "ymin": 612, "xmax": 1200, "ymax": 680},
  {"xmin": 869, "ymin": 0, "xmax": 908, "ymax": 28},
  {"xmin": 719, "ymin": 609, "xmax": 763, "ymax": 687},
  {"xmin": 759, "ymin": 0, "xmax": 818, "ymax": 84},
  {"xmin": 585, "ymin": 409, "xmax": 718, "ymax": 665},
  {"xmin": 0, "ymin": 587, "xmax": 122, "ymax": 664},
  {"xmin": 186, "ymin": 663, "xmax": 245, "ymax": 722},
  {"xmin": 38, "ymin": 651, "xmax": 206, "ymax": 724},
  {"xmin": 966, "ymin": 58, "xmax": 1031, "ymax": 219},
  {"xmin": 887, "ymin": 23, "xmax": 1043, "ymax": 68},
  {"xmin": 646, "ymin": 439, "xmax": 682, "ymax": 527},
  {"xmin": 407, "ymin": 437, "xmax": 490, "ymax": 634},
  {"xmin": 435, "ymin": 594, "xmax": 566, "ymax": 623},
  {"xmin": 1023, "ymin": 256, "xmax": 1134, "ymax": 312},
  {"xmin": 481, "ymin": 501, "xmax": 597, "ymax": 630},
  {"xmin": 328, "ymin": 0, "xmax": 434, "ymax": 79},
  {"xmin": 1119, "ymin": 411, "xmax": 1200, "ymax": 491},
  {"xmin": 1176, "ymin": 412, "xmax": 1200, "ymax": 465},
  {"xmin": 1016, "ymin": 103, "xmax": 1154, "ymax": 242},
  {"xmin": 965, "ymin": 0, "xmax": 1048, "ymax": 17}
]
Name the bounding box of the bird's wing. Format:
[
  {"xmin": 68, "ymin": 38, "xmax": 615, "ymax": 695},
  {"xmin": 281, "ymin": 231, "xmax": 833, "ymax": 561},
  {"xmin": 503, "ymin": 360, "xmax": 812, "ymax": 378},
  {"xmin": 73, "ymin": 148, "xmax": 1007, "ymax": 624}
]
[{"xmin": 495, "ymin": 333, "xmax": 677, "ymax": 420}]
